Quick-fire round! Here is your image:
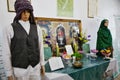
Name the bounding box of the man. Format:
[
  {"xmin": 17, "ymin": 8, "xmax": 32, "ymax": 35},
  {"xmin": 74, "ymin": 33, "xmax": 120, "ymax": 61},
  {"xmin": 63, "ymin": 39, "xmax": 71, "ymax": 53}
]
[{"xmin": 3, "ymin": 0, "xmax": 45, "ymax": 80}]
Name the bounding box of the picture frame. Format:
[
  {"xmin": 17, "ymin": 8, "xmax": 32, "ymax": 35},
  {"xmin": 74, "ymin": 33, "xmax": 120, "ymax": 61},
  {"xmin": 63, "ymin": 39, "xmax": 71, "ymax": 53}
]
[
  {"xmin": 7, "ymin": 0, "xmax": 31, "ymax": 12},
  {"xmin": 35, "ymin": 17, "xmax": 82, "ymax": 54},
  {"xmin": 88, "ymin": 0, "xmax": 98, "ymax": 18},
  {"xmin": 57, "ymin": 0, "xmax": 73, "ymax": 17}
]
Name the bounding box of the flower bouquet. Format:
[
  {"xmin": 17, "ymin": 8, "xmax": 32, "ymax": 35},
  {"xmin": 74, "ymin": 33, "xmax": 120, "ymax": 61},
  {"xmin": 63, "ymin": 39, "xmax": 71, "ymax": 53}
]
[
  {"xmin": 100, "ymin": 49, "xmax": 111, "ymax": 57},
  {"xmin": 44, "ymin": 36, "xmax": 52, "ymax": 47},
  {"xmin": 78, "ymin": 32, "xmax": 91, "ymax": 50},
  {"xmin": 79, "ymin": 32, "xmax": 91, "ymax": 44}
]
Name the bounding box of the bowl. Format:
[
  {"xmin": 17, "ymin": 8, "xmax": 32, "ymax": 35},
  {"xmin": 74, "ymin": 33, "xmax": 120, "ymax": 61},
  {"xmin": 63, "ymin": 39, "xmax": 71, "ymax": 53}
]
[
  {"xmin": 72, "ymin": 61, "xmax": 83, "ymax": 68},
  {"xmin": 62, "ymin": 54, "xmax": 71, "ymax": 59}
]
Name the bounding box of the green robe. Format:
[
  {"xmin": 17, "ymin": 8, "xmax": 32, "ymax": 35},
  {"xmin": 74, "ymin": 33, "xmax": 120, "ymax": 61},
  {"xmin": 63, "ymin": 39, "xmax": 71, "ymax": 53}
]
[{"xmin": 96, "ymin": 20, "xmax": 112, "ymax": 51}]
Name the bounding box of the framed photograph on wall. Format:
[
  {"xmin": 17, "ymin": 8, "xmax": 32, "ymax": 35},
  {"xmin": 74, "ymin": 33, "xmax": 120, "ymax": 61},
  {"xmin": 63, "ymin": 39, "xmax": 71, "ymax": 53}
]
[
  {"xmin": 7, "ymin": 0, "xmax": 31, "ymax": 12},
  {"xmin": 88, "ymin": 0, "xmax": 98, "ymax": 18}
]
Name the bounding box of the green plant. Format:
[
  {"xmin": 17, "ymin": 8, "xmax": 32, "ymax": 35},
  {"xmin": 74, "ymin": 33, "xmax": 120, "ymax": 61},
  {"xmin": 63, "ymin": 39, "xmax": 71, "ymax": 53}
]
[{"xmin": 71, "ymin": 52, "xmax": 83, "ymax": 59}]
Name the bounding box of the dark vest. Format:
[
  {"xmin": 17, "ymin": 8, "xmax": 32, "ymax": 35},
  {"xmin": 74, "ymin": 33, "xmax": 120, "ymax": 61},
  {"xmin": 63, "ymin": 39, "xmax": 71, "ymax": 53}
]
[{"xmin": 11, "ymin": 22, "xmax": 40, "ymax": 69}]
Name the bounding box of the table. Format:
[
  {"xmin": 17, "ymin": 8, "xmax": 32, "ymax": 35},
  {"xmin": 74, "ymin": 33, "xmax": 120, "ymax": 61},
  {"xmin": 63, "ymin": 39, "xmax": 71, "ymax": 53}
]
[{"xmin": 45, "ymin": 57, "xmax": 110, "ymax": 80}]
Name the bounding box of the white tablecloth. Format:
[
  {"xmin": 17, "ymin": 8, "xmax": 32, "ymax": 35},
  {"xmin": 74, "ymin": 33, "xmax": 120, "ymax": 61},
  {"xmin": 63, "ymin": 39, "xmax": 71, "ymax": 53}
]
[
  {"xmin": 106, "ymin": 58, "xmax": 118, "ymax": 73},
  {"xmin": 44, "ymin": 73, "xmax": 73, "ymax": 80}
]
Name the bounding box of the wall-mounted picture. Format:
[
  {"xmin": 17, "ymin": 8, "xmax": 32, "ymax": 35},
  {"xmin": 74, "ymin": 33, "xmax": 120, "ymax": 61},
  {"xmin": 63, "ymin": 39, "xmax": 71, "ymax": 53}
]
[
  {"xmin": 35, "ymin": 17, "xmax": 81, "ymax": 54},
  {"xmin": 7, "ymin": 0, "xmax": 31, "ymax": 12},
  {"xmin": 57, "ymin": 0, "xmax": 73, "ymax": 17},
  {"xmin": 88, "ymin": 0, "xmax": 98, "ymax": 18}
]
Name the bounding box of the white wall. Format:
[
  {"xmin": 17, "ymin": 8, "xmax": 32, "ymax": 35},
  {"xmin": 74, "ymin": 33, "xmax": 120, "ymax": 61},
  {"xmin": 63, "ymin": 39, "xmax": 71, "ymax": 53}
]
[
  {"xmin": 0, "ymin": 0, "xmax": 15, "ymax": 27},
  {"xmin": 0, "ymin": 0, "xmax": 120, "ymax": 49}
]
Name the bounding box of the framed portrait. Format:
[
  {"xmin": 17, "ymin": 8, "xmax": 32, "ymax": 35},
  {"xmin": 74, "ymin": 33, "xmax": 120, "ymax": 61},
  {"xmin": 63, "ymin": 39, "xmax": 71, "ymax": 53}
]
[
  {"xmin": 35, "ymin": 17, "xmax": 82, "ymax": 54},
  {"xmin": 88, "ymin": 0, "xmax": 98, "ymax": 18},
  {"xmin": 7, "ymin": 0, "xmax": 31, "ymax": 12}
]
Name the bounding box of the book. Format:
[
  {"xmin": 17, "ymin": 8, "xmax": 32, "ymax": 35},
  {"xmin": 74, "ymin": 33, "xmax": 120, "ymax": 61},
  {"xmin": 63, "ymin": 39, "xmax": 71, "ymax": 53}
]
[{"xmin": 49, "ymin": 57, "xmax": 64, "ymax": 71}]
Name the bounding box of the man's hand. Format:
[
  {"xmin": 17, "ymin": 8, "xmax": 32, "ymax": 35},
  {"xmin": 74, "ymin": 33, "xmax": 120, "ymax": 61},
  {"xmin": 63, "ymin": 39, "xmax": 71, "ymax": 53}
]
[
  {"xmin": 8, "ymin": 76, "xmax": 14, "ymax": 80},
  {"xmin": 41, "ymin": 66, "xmax": 45, "ymax": 76}
]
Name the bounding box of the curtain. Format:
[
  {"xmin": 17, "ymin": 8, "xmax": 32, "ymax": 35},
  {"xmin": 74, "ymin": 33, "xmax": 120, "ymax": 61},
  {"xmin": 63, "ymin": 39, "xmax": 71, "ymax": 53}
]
[
  {"xmin": 113, "ymin": 15, "xmax": 120, "ymax": 76},
  {"xmin": 0, "ymin": 26, "xmax": 7, "ymax": 80}
]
